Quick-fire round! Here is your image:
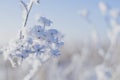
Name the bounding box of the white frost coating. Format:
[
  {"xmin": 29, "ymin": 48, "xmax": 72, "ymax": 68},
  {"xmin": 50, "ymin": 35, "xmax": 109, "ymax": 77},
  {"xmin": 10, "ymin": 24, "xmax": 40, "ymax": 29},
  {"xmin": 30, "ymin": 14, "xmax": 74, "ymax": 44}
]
[
  {"xmin": 38, "ymin": 16, "xmax": 53, "ymax": 27},
  {"xmin": 107, "ymin": 19, "xmax": 120, "ymax": 45},
  {"xmin": 95, "ymin": 65, "xmax": 112, "ymax": 80},
  {"xmin": 30, "ymin": 0, "xmax": 40, "ymax": 4},
  {"xmin": 3, "ymin": 0, "xmax": 64, "ymax": 80},
  {"xmin": 106, "ymin": 20, "xmax": 120, "ymax": 60},
  {"xmin": 23, "ymin": 59, "xmax": 41, "ymax": 80}
]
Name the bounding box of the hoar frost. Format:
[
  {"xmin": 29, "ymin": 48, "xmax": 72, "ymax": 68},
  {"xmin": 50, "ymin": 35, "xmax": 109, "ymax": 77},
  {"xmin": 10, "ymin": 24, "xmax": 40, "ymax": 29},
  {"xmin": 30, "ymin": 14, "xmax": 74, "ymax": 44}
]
[
  {"xmin": 3, "ymin": 0, "xmax": 64, "ymax": 80},
  {"xmin": 4, "ymin": 16, "xmax": 63, "ymax": 66}
]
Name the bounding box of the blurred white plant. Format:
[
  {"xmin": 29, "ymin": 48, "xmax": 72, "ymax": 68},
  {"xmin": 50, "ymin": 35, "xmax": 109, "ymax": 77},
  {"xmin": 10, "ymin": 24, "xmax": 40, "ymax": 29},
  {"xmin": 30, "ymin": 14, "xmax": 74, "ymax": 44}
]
[
  {"xmin": 78, "ymin": 9, "xmax": 90, "ymax": 22},
  {"xmin": 99, "ymin": 1, "xmax": 108, "ymax": 16},
  {"xmin": 109, "ymin": 9, "xmax": 120, "ymax": 20},
  {"xmin": 3, "ymin": 0, "xmax": 64, "ymax": 80},
  {"xmin": 91, "ymin": 29, "xmax": 100, "ymax": 48},
  {"xmin": 95, "ymin": 65, "xmax": 112, "ymax": 80},
  {"xmin": 79, "ymin": 9, "xmax": 89, "ymax": 18}
]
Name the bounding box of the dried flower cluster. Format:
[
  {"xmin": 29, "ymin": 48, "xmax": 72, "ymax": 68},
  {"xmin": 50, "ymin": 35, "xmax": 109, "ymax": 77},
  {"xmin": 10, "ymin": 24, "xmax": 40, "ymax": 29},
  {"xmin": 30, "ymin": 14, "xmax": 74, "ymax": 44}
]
[
  {"xmin": 2, "ymin": 0, "xmax": 64, "ymax": 80},
  {"xmin": 4, "ymin": 16, "xmax": 64, "ymax": 67}
]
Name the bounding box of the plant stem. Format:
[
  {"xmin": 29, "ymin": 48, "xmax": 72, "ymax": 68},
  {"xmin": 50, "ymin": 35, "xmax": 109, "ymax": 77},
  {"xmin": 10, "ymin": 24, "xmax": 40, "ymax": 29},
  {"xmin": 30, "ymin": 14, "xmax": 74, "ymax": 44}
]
[
  {"xmin": 19, "ymin": 1, "xmax": 34, "ymax": 39},
  {"xmin": 23, "ymin": 1, "xmax": 34, "ymax": 27}
]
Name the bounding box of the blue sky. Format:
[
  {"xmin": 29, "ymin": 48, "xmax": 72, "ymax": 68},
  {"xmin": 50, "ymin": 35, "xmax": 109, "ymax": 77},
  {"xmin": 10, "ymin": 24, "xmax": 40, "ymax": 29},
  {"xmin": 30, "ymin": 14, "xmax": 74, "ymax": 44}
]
[{"xmin": 0, "ymin": 0, "xmax": 120, "ymax": 45}]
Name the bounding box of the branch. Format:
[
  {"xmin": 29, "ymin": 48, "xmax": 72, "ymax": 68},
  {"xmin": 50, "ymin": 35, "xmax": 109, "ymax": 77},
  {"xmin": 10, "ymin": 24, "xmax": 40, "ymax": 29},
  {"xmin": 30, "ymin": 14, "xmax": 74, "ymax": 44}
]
[
  {"xmin": 19, "ymin": 0, "xmax": 41, "ymax": 39},
  {"xmin": 20, "ymin": 0, "xmax": 28, "ymax": 13},
  {"xmin": 23, "ymin": 1, "xmax": 34, "ymax": 27}
]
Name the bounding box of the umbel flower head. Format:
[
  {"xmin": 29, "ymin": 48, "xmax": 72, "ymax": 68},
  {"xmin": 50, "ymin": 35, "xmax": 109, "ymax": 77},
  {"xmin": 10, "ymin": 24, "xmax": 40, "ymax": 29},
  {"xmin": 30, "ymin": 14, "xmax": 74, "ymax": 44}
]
[
  {"xmin": 38, "ymin": 16, "xmax": 53, "ymax": 27},
  {"xmin": 4, "ymin": 16, "xmax": 64, "ymax": 66},
  {"xmin": 3, "ymin": 0, "xmax": 64, "ymax": 80}
]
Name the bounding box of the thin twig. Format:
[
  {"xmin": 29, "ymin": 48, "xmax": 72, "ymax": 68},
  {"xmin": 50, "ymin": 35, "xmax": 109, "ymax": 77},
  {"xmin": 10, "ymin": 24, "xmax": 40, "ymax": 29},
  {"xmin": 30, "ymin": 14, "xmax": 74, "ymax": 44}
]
[
  {"xmin": 23, "ymin": 1, "xmax": 34, "ymax": 27},
  {"xmin": 20, "ymin": 1, "xmax": 28, "ymax": 12},
  {"xmin": 19, "ymin": 1, "xmax": 34, "ymax": 39}
]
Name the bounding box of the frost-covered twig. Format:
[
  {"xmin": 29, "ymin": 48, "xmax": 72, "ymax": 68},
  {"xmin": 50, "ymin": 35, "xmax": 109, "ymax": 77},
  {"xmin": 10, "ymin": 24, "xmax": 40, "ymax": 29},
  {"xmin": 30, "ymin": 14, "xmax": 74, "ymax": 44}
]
[
  {"xmin": 23, "ymin": 59, "xmax": 41, "ymax": 80},
  {"xmin": 21, "ymin": 0, "xmax": 40, "ymax": 27},
  {"xmin": 22, "ymin": 1, "xmax": 33, "ymax": 27}
]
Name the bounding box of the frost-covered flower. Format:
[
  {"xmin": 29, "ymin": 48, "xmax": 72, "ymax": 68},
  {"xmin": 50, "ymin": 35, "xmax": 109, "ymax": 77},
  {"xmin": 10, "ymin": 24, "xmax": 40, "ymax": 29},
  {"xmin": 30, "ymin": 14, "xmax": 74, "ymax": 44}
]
[
  {"xmin": 4, "ymin": 17, "xmax": 63, "ymax": 63},
  {"xmin": 50, "ymin": 49, "xmax": 60, "ymax": 56},
  {"xmin": 24, "ymin": 37, "xmax": 33, "ymax": 44},
  {"xmin": 38, "ymin": 16, "xmax": 53, "ymax": 27},
  {"xmin": 46, "ymin": 29, "xmax": 59, "ymax": 42},
  {"xmin": 30, "ymin": 25, "xmax": 46, "ymax": 39},
  {"xmin": 16, "ymin": 49, "xmax": 30, "ymax": 59},
  {"xmin": 32, "ymin": 43, "xmax": 45, "ymax": 55},
  {"xmin": 3, "ymin": 0, "xmax": 64, "ymax": 80}
]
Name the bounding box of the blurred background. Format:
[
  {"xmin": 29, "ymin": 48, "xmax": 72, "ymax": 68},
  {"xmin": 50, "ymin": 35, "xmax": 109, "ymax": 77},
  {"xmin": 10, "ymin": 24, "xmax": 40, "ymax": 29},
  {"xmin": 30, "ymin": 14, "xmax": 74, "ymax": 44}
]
[{"xmin": 1, "ymin": 0, "xmax": 120, "ymax": 80}]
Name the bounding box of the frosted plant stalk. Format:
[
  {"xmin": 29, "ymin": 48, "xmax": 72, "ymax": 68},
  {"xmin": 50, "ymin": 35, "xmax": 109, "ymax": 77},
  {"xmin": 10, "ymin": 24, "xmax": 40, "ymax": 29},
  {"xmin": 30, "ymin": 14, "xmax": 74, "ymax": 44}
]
[{"xmin": 3, "ymin": 0, "xmax": 64, "ymax": 80}]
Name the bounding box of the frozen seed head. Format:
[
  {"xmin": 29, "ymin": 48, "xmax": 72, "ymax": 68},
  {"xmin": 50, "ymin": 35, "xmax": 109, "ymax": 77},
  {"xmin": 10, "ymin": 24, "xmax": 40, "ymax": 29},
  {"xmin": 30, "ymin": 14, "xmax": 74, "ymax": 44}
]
[{"xmin": 38, "ymin": 16, "xmax": 53, "ymax": 27}]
